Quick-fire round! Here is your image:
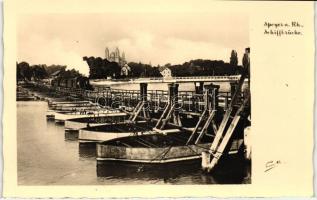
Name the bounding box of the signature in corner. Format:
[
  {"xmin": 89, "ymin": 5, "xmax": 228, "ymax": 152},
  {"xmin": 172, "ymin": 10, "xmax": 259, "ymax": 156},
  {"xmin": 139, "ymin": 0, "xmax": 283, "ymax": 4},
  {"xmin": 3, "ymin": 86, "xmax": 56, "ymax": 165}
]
[{"xmin": 265, "ymin": 160, "xmax": 281, "ymax": 172}]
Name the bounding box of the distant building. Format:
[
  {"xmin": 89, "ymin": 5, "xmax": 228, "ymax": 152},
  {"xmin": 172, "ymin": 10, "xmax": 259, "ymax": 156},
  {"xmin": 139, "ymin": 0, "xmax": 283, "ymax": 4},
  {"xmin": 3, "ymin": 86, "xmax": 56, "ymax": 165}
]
[
  {"xmin": 50, "ymin": 70, "xmax": 62, "ymax": 77},
  {"xmin": 46, "ymin": 70, "xmax": 62, "ymax": 85},
  {"xmin": 105, "ymin": 47, "xmax": 130, "ymax": 76},
  {"xmin": 121, "ymin": 64, "xmax": 131, "ymax": 76},
  {"xmin": 51, "ymin": 76, "xmax": 91, "ymax": 90},
  {"xmin": 105, "ymin": 47, "xmax": 127, "ymax": 67},
  {"xmin": 159, "ymin": 66, "xmax": 172, "ymax": 79}
]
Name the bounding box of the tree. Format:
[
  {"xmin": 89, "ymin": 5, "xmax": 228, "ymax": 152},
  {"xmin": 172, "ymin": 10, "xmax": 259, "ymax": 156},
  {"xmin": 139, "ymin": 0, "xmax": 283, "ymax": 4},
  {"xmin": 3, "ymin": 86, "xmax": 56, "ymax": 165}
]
[
  {"xmin": 230, "ymin": 50, "xmax": 238, "ymax": 66},
  {"xmin": 45, "ymin": 65, "xmax": 66, "ymax": 75},
  {"xmin": 32, "ymin": 64, "xmax": 48, "ymax": 80},
  {"xmin": 17, "ymin": 61, "xmax": 33, "ymax": 81},
  {"xmin": 17, "ymin": 62, "xmax": 22, "ymax": 81},
  {"xmin": 126, "ymin": 62, "xmax": 160, "ymax": 78},
  {"xmin": 59, "ymin": 68, "xmax": 82, "ymax": 79},
  {"xmin": 83, "ymin": 56, "xmax": 121, "ymax": 79},
  {"xmin": 167, "ymin": 59, "xmax": 242, "ymax": 76}
]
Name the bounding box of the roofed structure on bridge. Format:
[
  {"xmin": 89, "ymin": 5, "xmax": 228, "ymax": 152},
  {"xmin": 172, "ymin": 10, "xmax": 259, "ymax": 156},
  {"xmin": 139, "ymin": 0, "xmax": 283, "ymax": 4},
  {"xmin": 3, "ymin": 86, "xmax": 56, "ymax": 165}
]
[{"xmin": 159, "ymin": 66, "xmax": 172, "ymax": 79}]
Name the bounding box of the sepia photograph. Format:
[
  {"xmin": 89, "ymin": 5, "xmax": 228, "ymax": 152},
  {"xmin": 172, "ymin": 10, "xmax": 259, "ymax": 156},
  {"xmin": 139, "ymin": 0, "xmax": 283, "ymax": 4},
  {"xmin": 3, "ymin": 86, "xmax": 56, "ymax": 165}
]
[
  {"xmin": 16, "ymin": 12, "xmax": 251, "ymax": 185},
  {"xmin": 3, "ymin": 0, "xmax": 316, "ymax": 198}
]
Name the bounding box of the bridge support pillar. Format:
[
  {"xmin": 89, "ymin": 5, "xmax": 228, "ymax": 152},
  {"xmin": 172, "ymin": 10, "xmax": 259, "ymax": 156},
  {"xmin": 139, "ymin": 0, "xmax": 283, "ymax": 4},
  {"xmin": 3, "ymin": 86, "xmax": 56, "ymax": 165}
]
[
  {"xmin": 194, "ymin": 81, "xmax": 204, "ymax": 94},
  {"xmin": 140, "ymin": 83, "xmax": 148, "ymax": 102},
  {"xmin": 168, "ymin": 83, "xmax": 182, "ymax": 126},
  {"xmin": 204, "ymin": 83, "xmax": 220, "ymax": 111},
  {"xmin": 140, "ymin": 83, "xmax": 150, "ymax": 118},
  {"xmin": 168, "ymin": 83, "xmax": 178, "ymax": 103},
  {"xmin": 230, "ymin": 81, "xmax": 241, "ymax": 100}
]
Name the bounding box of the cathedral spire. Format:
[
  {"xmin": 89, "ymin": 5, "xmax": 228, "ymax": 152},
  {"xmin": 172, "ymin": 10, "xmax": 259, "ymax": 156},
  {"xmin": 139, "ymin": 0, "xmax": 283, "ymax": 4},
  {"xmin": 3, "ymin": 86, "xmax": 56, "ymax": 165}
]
[
  {"xmin": 115, "ymin": 47, "xmax": 120, "ymax": 58},
  {"xmin": 105, "ymin": 47, "xmax": 109, "ymax": 59}
]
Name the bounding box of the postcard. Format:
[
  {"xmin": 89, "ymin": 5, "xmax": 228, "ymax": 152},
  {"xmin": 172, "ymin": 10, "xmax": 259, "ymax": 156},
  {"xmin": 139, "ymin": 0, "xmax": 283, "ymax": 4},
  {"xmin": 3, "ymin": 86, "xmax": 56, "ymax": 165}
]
[{"xmin": 3, "ymin": 0, "xmax": 315, "ymax": 198}]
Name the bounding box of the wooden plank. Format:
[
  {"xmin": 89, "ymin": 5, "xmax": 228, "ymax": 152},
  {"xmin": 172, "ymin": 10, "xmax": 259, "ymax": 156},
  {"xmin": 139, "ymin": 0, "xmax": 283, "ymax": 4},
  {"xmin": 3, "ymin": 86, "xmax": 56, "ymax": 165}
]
[
  {"xmin": 209, "ymin": 72, "xmax": 247, "ymax": 152},
  {"xmin": 211, "ymin": 120, "xmax": 218, "ymax": 134},
  {"xmin": 131, "ymin": 102, "xmax": 144, "ymax": 121},
  {"xmin": 186, "ymin": 108, "xmax": 207, "ymax": 145},
  {"xmin": 120, "ymin": 142, "xmax": 132, "ymax": 147},
  {"xmin": 155, "ymin": 103, "xmax": 170, "ymax": 128},
  {"xmin": 135, "ymin": 139, "xmax": 153, "ymax": 148},
  {"xmin": 160, "ymin": 104, "xmax": 175, "ymax": 129},
  {"xmin": 137, "ymin": 138, "xmax": 159, "ymax": 147},
  {"xmin": 129, "ymin": 101, "xmax": 142, "ymax": 121},
  {"xmin": 128, "ymin": 101, "xmax": 142, "ymax": 120},
  {"xmin": 195, "ymin": 110, "xmax": 215, "ymax": 144},
  {"xmin": 208, "ymin": 115, "xmax": 242, "ymax": 170},
  {"xmin": 207, "ymin": 95, "xmax": 249, "ymax": 171},
  {"xmin": 209, "ymin": 107, "xmax": 233, "ymax": 151}
]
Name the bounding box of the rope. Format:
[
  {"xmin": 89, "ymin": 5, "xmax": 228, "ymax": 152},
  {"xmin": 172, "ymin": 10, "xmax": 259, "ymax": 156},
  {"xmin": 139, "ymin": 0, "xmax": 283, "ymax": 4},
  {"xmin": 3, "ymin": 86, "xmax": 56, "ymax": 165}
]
[{"xmin": 137, "ymin": 145, "xmax": 173, "ymax": 172}]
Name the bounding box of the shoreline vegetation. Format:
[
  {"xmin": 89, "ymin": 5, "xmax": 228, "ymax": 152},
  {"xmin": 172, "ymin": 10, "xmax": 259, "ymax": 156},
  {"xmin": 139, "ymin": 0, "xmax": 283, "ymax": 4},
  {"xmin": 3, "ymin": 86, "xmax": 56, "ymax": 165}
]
[
  {"xmin": 84, "ymin": 57, "xmax": 243, "ymax": 79},
  {"xmin": 17, "ymin": 50, "xmax": 244, "ymax": 89},
  {"xmin": 17, "ymin": 59, "xmax": 242, "ymax": 80}
]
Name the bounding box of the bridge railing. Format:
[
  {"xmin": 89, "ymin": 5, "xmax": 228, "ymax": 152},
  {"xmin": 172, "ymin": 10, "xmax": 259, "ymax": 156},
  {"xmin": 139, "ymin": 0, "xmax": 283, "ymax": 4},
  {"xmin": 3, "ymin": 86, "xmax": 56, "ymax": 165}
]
[
  {"xmin": 172, "ymin": 75, "xmax": 241, "ymax": 80},
  {"xmin": 29, "ymin": 82, "xmax": 246, "ymax": 112},
  {"xmin": 91, "ymin": 75, "xmax": 242, "ymax": 83}
]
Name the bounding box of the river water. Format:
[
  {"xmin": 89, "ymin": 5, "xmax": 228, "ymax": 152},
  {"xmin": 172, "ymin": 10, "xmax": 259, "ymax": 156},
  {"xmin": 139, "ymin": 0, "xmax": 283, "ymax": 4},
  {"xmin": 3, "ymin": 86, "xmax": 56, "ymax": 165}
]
[{"xmin": 17, "ymin": 100, "xmax": 251, "ymax": 185}]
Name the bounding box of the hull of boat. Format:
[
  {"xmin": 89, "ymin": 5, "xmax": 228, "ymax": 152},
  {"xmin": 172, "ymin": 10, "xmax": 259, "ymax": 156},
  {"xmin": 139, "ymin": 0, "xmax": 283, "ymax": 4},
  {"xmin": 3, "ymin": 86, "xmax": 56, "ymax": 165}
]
[
  {"xmin": 97, "ymin": 142, "xmax": 211, "ymax": 164},
  {"xmin": 65, "ymin": 122, "xmax": 109, "ymax": 133},
  {"xmin": 48, "ymin": 101, "xmax": 92, "ymax": 109},
  {"xmin": 78, "ymin": 121, "xmax": 165, "ymax": 143},
  {"xmin": 65, "ymin": 115, "xmax": 127, "ymax": 133},
  {"xmin": 79, "ymin": 131, "xmax": 133, "ymax": 143},
  {"xmin": 96, "ymin": 132, "xmax": 244, "ymax": 164},
  {"xmin": 55, "ymin": 111, "xmax": 125, "ymax": 124}
]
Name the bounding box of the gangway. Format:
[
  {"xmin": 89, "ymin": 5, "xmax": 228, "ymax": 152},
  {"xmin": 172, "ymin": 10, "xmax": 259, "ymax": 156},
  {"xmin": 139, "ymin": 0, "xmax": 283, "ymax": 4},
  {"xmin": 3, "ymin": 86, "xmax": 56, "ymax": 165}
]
[
  {"xmin": 202, "ymin": 47, "xmax": 250, "ymax": 172},
  {"xmin": 127, "ymin": 83, "xmax": 150, "ymax": 122},
  {"xmin": 186, "ymin": 84, "xmax": 219, "ymax": 145},
  {"xmin": 154, "ymin": 83, "xmax": 182, "ymax": 131}
]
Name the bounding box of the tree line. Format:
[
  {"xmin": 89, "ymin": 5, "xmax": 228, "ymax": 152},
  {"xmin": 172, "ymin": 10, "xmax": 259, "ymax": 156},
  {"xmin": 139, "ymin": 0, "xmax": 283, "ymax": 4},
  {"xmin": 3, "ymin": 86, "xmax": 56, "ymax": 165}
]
[
  {"xmin": 17, "ymin": 49, "xmax": 243, "ymax": 81},
  {"xmin": 83, "ymin": 57, "xmax": 242, "ymax": 79},
  {"xmin": 169, "ymin": 59, "xmax": 243, "ymax": 77},
  {"xmin": 16, "ymin": 62, "xmax": 84, "ymax": 82}
]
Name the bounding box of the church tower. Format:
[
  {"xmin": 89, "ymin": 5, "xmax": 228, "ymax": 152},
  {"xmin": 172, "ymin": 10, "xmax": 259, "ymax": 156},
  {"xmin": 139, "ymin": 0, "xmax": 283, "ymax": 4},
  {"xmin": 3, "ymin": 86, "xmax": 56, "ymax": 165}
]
[
  {"xmin": 105, "ymin": 47, "xmax": 110, "ymax": 60},
  {"xmin": 113, "ymin": 47, "xmax": 119, "ymax": 63},
  {"xmin": 121, "ymin": 52, "xmax": 125, "ymax": 61},
  {"xmin": 115, "ymin": 47, "xmax": 120, "ymax": 58}
]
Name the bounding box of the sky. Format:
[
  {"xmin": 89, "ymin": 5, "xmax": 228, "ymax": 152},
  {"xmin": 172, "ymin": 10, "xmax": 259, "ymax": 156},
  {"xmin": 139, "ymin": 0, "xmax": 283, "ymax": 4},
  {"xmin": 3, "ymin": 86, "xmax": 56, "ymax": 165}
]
[{"xmin": 17, "ymin": 13, "xmax": 249, "ymax": 75}]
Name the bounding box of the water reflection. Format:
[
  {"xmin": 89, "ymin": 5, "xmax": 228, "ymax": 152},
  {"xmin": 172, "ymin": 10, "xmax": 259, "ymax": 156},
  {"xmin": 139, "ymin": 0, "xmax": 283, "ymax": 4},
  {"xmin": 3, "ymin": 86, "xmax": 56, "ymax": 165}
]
[
  {"xmin": 64, "ymin": 131, "xmax": 79, "ymax": 141},
  {"xmin": 96, "ymin": 158, "xmax": 250, "ymax": 184},
  {"xmin": 96, "ymin": 160, "xmax": 202, "ymax": 184},
  {"xmin": 79, "ymin": 143, "xmax": 96, "ymax": 159}
]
